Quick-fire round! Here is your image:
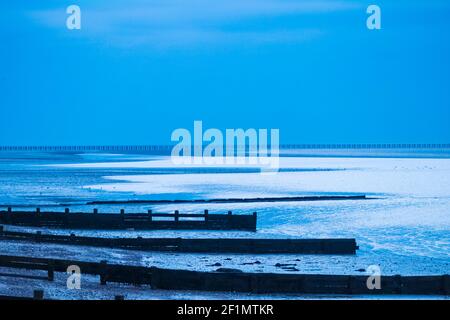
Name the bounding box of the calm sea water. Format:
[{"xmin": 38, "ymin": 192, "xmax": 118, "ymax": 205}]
[{"xmin": 0, "ymin": 151, "xmax": 449, "ymax": 289}]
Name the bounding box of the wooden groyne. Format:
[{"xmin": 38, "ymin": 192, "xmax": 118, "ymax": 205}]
[
  {"xmin": 0, "ymin": 208, "xmax": 256, "ymax": 231},
  {"xmin": 87, "ymin": 195, "xmax": 368, "ymax": 205},
  {"xmin": 150, "ymin": 268, "xmax": 450, "ymax": 295},
  {"xmin": 0, "ymin": 228, "xmax": 358, "ymax": 254},
  {"xmin": 0, "ymin": 254, "xmax": 448, "ymax": 295},
  {"xmin": 0, "ymin": 290, "xmax": 47, "ymax": 300}
]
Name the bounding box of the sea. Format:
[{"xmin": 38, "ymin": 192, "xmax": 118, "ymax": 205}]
[{"xmin": 0, "ymin": 149, "xmax": 449, "ymax": 299}]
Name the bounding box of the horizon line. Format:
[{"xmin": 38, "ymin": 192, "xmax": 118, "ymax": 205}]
[{"xmin": 1, "ymin": 144, "xmax": 450, "ymax": 152}]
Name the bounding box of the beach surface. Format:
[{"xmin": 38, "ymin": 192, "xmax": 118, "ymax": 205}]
[{"xmin": 0, "ymin": 152, "xmax": 449, "ymax": 299}]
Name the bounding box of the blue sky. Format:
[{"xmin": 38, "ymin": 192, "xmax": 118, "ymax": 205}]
[{"xmin": 1, "ymin": 0, "xmax": 449, "ymax": 145}]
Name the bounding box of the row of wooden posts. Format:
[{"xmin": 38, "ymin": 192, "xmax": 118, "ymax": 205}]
[
  {"xmin": 0, "ymin": 289, "xmax": 45, "ymax": 300},
  {"xmin": 3, "ymin": 207, "xmax": 231, "ymax": 221},
  {"xmin": 0, "ymin": 208, "xmax": 258, "ymax": 231},
  {"xmin": 2, "ymin": 207, "xmax": 446, "ymax": 296},
  {"xmin": 0, "ymin": 227, "xmax": 359, "ymax": 254},
  {"xmin": 0, "ymin": 254, "xmax": 448, "ymax": 295},
  {"xmin": 0, "ymin": 290, "xmax": 125, "ymax": 300}
]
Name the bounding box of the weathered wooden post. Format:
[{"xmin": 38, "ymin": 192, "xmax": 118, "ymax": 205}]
[
  {"xmin": 394, "ymin": 274, "xmax": 403, "ymax": 294},
  {"xmin": 134, "ymin": 236, "xmax": 142, "ymax": 249},
  {"xmin": 120, "ymin": 209, "xmax": 125, "ymax": 226},
  {"xmin": 148, "ymin": 209, "xmax": 152, "ymax": 222},
  {"xmin": 3, "ymin": 207, "xmax": 11, "ymax": 223},
  {"xmin": 64, "ymin": 208, "xmax": 70, "ymax": 226},
  {"xmin": 204, "ymin": 209, "xmax": 209, "ymax": 224},
  {"xmin": 100, "ymin": 260, "xmax": 108, "ymax": 285},
  {"xmin": 47, "ymin": 262, "xmax": 55, "ymax": 281},
  {"xmin": 33, "ymin": 289, "xmax": 44, "ymax": 300},
  {"xmin": 93, "ymin": 208, "xmax": 98, "ymax": 214},
  {"xmin": 443, "ymin": 275, "xmax": 450, "ymax": 295},
  {"xmin": 174, "ymin": 210, "xmax": 179, "ymax": 223},
  {"xmin": 34, "ymin": 208, "xmax": 41, "ymax": 227}
]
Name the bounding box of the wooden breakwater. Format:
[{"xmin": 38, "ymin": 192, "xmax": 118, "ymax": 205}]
[
  {"xmin": 0, "ymin": 290, "xmax": 47, "ymax": 300},
  {"xmin": 87, "ymin": 195, "xmax": 368, "ymax": 205},
  {"xmin": 150, "ymin": 268, "xmax": 450, "ymax": 295},
  {"xmin": 0, "ymin": 254, "xmax": 448, "ymax": 295},
  {"xmin": 0, "ymin": 228, "xmax": 358, "ymax": 254},
  {"xmin": 0, "ymin": 208, "xmax": 256, "ymax": 231}
]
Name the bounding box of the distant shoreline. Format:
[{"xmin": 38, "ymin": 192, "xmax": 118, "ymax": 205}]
[
  {"xmin": 1, "ymin": 144, "xmax": 450, "ymax": 159},
  {"xmin": 1, "ymin": 143, "xmax": 450, "ymax": 152},
  {"xmin": 86, "ymin": 195, "xmax": 370, "ymax": 206}
]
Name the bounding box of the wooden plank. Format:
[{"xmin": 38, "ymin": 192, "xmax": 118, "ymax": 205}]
[
  {"xmin": 148, "ymin": 267, "xmax": 450, "ymax": 295},
  {"xmin": 0, "ymin": 209, "xmax": 257, "ymax": 231},
  {"xmin": 0, "ymin": 229, "xmax": 358, "ymax": 254},
  {"xmin": 0, "ymin": 254, "xmax": 448, "ymax": 295}
]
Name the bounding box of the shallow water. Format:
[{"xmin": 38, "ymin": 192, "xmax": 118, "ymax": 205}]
[{"xmin": 0, "ymin": 152, "xmax": 449, "ymax": 299}]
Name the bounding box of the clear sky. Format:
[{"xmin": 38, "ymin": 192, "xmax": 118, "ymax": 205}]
[{"xmin": 1, "ymin": 0, "xmax": 449, "ymax": 145}]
